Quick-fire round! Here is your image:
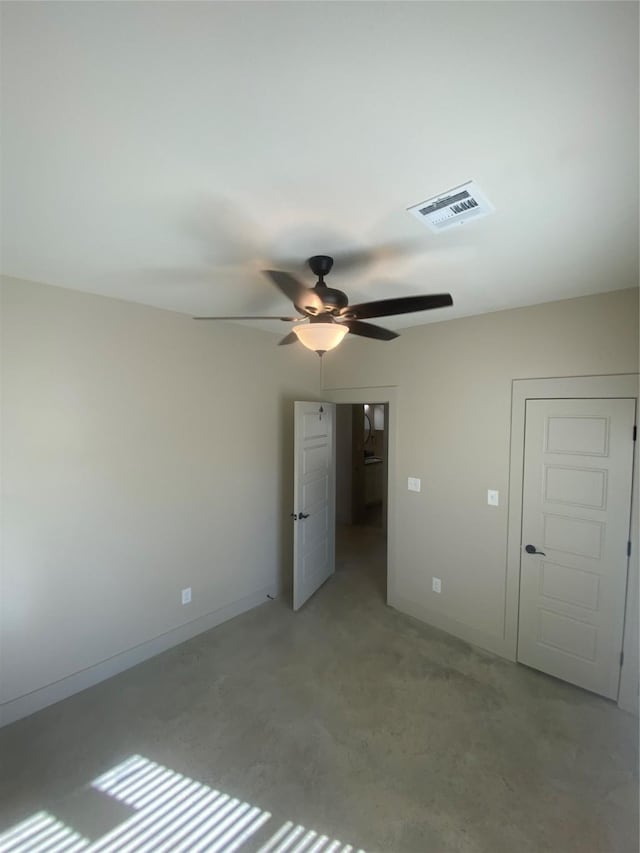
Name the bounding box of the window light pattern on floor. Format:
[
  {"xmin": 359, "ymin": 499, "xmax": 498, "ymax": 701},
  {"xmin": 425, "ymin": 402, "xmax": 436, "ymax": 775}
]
[
  {"xmin": 0, "ymin": 811, "xmax": 88, "ymax": 852},
  {"xmin": 0, "ymin": 755, "xmax": 365, "ymax": 853}
]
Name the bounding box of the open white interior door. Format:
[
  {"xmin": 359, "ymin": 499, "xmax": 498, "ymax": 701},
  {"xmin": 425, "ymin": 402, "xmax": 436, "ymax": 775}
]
[{"xmin": 293, "ymin": 401, "xmax": 336, "ymax": 610}]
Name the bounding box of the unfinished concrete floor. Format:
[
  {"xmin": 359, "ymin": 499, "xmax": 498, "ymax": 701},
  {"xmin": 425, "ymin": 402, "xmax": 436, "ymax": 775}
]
[{"xmin": 0, "ymin": 523, "xmax": 638, "ymax": 852}]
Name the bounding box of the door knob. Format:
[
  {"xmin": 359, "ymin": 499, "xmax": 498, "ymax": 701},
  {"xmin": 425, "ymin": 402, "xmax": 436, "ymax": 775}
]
[
  {"xmin": 525, "ymin": 544, "xmax": 546, "ymax": 556},
  {"xmin": 299, "ymin": 512, "xmax": 310, "ymax": 519}
]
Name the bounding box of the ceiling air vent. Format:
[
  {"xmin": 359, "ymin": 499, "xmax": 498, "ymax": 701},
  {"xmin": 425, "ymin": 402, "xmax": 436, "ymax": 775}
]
[{"xmin": 407, "ymin": 180, "xmax": 494, "ymax": 232}]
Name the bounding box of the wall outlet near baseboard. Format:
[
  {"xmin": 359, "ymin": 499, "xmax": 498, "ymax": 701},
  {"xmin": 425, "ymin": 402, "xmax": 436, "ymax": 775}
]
[
  {"xmin": 432, "ymin": 577, "xmax": 442, "ymax": 594},
  {"xmin": 181, "ymin": 587, "xmax": 192, "ymax": 605}
]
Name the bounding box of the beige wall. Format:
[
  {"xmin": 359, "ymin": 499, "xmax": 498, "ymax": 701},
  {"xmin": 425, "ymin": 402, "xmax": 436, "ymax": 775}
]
[
  {"xmin": 322, "ymin": 288, "xmax": 639, "ymax": 709},
  {"xmin": 2, "ymin": 282, "xmax": 637, "ymax": 724},
  {"xmin": 0, "ymin": 277, "xmax": 318, "ymax": 723}
]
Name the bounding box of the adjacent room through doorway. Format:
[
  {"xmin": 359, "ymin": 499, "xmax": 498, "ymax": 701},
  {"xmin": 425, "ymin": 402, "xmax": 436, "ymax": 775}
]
[{"xmin": 335, "ymin": 402, "xmax": 388, "ymax": 603}]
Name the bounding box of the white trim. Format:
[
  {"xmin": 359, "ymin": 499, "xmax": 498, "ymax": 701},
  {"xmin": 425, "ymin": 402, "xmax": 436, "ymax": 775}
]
[
  {"xmin": 506, "ymin": 374, "xmax": 639, "ymax": 711},
  {"xmin": 390, "ymin": 594, "xmax": 509, "ymax": 659},
  {"xmin": 322, "ymin": 386, "xmax": 398, "ymax": 604},
  {"xmin": 0, "ymin": 583, "xmax": 277, "ymax": 728}
]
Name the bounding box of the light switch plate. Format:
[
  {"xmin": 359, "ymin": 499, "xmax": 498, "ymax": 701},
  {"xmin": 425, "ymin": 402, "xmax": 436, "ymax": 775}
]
[
  {"xmin": 432, "ymin": 577, "xmax": 441, "ymax": 593},
  {"xmin": 487, "ymin": 490, "xmax": 499, "ymax": 507},
  {"xmin": 408, "ymin": 477, "xmax": 421, "ymax": 492},
  {"xmin": 181, "ymin": 587, "xmax": 192, "ymax": 605}
]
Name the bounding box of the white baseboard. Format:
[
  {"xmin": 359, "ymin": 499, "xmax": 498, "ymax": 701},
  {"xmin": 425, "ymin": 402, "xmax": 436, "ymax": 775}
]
[
  {"xmin": 390, "ymin": 593, "xmax": 639, "ymax": 715},
  {"xmin": 0, "ymin": 583, "xmax": 277, "ymax": 728},
  {"xmin": 389, "ymin": 593, "xmax": 513, "ymax": 661},
  {"xmin": 617, "ymin": 689, "xmax": 639, "ymax": 717}
]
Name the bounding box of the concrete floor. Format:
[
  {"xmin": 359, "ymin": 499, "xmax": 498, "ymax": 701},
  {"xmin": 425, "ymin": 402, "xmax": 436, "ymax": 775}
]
[{"xmin": 0, "ymin": 523, "xmax": 638, "ymax": 852}]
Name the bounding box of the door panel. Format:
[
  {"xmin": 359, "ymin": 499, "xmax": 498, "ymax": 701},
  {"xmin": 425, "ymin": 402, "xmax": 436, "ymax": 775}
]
[
  {"xmin": 546, "ymin": 416, "xmax": 609, "ymax": 455},
  {"xmin": 544, "ymin": 465, "xmax": 607, "ymax": 508},
  {"xmin": 542, "ymin": 513, "xmax": 604, "ymax": 558},
  {"xmin": 539, "ymin": 561, "xmax": 600, "ymax": 610},
  {"xmin": 293, "ymin": 401, "xmax": 335, "ymax": 611},
  {"xmin": 517, "ymin": 398, "xmax": 635, "ymax": 699}
]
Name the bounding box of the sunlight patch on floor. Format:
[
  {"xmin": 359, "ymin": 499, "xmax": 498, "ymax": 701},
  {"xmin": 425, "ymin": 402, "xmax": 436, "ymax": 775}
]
[
  {"xmin": 0, "ymin": 810, "xmax": 88, "ymax": 852},
  {"xmin": 0, "ymin": 755, "xmax": 365, "ymax": 853}
]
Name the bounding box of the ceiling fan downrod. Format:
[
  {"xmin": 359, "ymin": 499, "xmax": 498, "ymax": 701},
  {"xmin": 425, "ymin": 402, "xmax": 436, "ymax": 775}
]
[
  {"xmin": 307, "ymin": 254, "xmax": 334, "ymax": 285},
  {"xmin": 307, "ymin": 255, "xmax": 349, "ymax": 313}
]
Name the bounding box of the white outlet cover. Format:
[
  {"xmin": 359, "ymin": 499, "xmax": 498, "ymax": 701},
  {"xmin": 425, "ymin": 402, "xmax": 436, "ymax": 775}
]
[
  {"xmin": 487, "ymin": 490, "xmax": 499, "ymax": 506},
  {"xmin": 432, "ymin": 577, "xmax": 442, "ymax": 593},
  {"xmin": 181, "ymin": 587, "xmax": 192, "ymax": 605},
  {"xmin": 408, "ymin": 477, "xmax": 421, "ymax": 492}
]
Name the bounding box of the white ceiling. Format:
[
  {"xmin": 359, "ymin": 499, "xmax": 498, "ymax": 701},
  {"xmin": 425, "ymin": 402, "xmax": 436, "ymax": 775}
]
[{"xmin": 1, "ymin": 1, "xmax": 638, "ymax": 335}]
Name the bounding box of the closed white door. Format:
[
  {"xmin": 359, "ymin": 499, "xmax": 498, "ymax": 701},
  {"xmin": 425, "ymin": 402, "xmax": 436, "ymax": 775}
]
[
  {"xmin": 293, "ymin": 401, "xmax": 336, "ymax": 611},
  {"xmin": 518, "ymin": 398, "xmax": 635, "ymax": 699}
]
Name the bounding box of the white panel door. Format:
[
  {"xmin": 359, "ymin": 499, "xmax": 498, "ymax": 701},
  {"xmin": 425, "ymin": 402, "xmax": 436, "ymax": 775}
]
[
  {"xmin": 518, "ymin": 398, "xmax": 635, "ymax": 698},
  {"xmin": 293, "ymin": 401, "xmax": 336, "ymax": 611}
]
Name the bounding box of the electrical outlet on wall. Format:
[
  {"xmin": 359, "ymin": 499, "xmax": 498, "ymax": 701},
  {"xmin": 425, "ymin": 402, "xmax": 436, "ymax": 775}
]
[
  {"xmin": 487, "ymin": 490, "xmax": 499, "ymax": 506},
  {"xmin": 408, "ymin": 477, "xmax": 421, "ymax": 492},
  {"xmin": 181, "ymin": 587, "xmax": 192, "ymax": 605},
  {"xmin": 432, "ymin": 577, "xmax": 442, "ymax": 594}
]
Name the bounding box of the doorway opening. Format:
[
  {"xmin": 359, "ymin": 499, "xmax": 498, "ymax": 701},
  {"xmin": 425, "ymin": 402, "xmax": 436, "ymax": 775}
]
[{"xmin": 335, "ymin": 402, "xmax": 388, "ymax": 602}]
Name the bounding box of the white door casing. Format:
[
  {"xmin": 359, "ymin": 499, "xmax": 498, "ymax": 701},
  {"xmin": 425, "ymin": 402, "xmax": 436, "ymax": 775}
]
[
  {"xmin": 517, "ymin": 398, "xmax": 636, "ymax": 699},
  {"xmin": 293, "ymin": 401, "xmax": 336, "ymax": 611}
]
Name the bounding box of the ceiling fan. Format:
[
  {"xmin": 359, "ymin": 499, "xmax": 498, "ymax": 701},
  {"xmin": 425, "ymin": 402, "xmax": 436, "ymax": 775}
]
[{"xmin": 194, "ymin": 254, "xmax": 453, "ymax": 356}]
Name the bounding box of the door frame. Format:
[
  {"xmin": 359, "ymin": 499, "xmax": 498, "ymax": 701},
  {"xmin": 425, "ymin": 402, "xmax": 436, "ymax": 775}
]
[
  {"xmin": 506, "ymin": 374, "xmax": 638, "ymax": 711},
  {"xmin": 323, "ymin": 386, "xmax": 398, "ymax": 605}
]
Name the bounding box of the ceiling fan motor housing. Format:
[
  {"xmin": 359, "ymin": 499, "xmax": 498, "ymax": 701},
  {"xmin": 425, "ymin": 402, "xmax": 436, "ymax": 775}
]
[
  {"xmin": 314, "ymin": 286, "xmax": 349, "ymax": 312},
  {"xmin": 306, "ymin": 255, "xmax": 349, "ymax": 313}
]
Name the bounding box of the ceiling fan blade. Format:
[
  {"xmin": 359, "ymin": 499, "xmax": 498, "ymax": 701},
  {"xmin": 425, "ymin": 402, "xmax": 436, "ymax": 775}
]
[
  {"xmin": 193, "ymin": 315, "xmax": 299, "ymax": 321},
  {"xmin": 341, "ymin": 320, "xmax": 399, "ymax": 341},
  {"xmin": 278, "ymin": 331, "xmax": 299, "ymax": 346},
  {"xmin": 277, "ymin": 240, "xmax": 421, "ymax": 276},
  {"xmin": 341, "ymin": 293, "xmax": 453, "ymax": 320},
  {"xmin": 262, "ymin": 270, "xmax": 324, "ymax": 314},
  {"xmin": 330, "ymin": 241, "xmax": 417, "ymax": 271}
]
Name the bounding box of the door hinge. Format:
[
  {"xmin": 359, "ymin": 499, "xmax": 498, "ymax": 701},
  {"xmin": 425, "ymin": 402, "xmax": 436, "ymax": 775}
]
[
  {"xmin": 628, "ymin": 540, "xmax": 632, "ymax": 557},
  {"xmin": 620, "ymin": 651, "xmax": 624, "ymax": 667},
  {"xmin": 633, "ymin": 425, "xmax": 637, "ymax": 441}
]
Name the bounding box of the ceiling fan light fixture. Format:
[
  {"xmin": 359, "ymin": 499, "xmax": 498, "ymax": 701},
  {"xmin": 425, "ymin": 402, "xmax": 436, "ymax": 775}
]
[{"xmin": 292, "ymin": 322, "xmax": 349, "ymax": 355}]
